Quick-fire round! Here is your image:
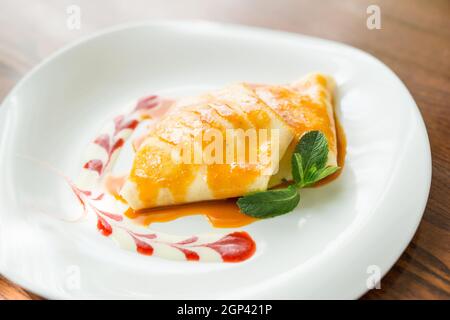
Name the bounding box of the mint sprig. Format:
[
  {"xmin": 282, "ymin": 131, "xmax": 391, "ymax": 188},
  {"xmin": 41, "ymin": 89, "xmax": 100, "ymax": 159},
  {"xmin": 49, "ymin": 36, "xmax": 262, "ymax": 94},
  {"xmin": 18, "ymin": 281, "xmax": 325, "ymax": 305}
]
[
  {"xmin": 295, "ymin": 130, "xmax": 339, "ymax": 188},
  {"xmin": 237, "ymin": 131, "xmax": 339, "ymax": 218}
]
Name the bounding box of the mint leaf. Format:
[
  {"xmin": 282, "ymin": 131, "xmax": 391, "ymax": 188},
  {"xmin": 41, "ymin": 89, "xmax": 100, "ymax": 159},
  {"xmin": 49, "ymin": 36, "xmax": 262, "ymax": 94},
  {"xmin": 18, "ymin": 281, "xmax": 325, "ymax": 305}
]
[
  {"xmin": 291, "ymin": 153, "xmax": 303, "ymax": 184},
  {"xmin": 237, "ymin": 185, "xmax": 300, "ymax": 218},
  {"xmin": 295, "ymin": 131, "xmax": 328, "ymax": 183},
  {"xmin": 314, "ymin": 166, "xmax": 340, "ymax": 182},
  {"xmin": 293, "ymin": 131, "xmax": 340, "ymax": 187}
]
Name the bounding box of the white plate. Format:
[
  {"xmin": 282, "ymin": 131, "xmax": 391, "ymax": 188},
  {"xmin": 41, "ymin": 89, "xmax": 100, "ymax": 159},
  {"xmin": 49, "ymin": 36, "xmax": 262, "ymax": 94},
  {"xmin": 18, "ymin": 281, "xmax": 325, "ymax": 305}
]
[{"xmin": 0, "ymin": 21, "xmax": 431, "ymax": 299}]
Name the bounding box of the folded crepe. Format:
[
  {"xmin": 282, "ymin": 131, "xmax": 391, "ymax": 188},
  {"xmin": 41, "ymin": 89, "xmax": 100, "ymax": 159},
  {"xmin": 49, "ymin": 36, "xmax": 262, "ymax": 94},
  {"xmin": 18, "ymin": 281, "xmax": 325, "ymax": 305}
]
[{"xmin": 120, "ymin": 73, "xmax": 337, "ymax": 210}]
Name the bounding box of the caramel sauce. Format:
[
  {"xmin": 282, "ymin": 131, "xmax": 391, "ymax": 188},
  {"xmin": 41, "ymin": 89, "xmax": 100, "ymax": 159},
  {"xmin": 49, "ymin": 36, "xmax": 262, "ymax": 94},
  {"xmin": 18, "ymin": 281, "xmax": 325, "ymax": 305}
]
[
  {"xmin": 255, "ymin": 81, "xmax": 337, "ymax": 154},
  {"xmin": 130, "ymin": 143, "xmax": 199, "ymax": 207},
  {"xmin": 206, "ymin": 163, "xmax": 261, "ymax": 199},
  {"xmin": 124, "ymin": 199, "xmax": 257, "ymax": 228}
]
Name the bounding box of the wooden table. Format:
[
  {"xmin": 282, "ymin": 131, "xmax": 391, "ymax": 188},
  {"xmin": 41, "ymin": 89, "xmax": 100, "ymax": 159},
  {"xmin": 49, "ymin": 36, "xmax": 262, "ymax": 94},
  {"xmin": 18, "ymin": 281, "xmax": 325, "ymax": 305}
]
[{"xmin": 0, "ymin": 0, "xmax": 449, "ymax": 300}]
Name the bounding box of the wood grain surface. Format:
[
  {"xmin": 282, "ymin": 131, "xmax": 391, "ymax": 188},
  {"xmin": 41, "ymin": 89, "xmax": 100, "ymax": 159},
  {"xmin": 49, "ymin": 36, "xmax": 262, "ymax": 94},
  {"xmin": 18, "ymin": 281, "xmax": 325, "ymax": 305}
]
[{"xmin": 0, "ymin": 0, "xmax": 449, "ymax": 300}]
